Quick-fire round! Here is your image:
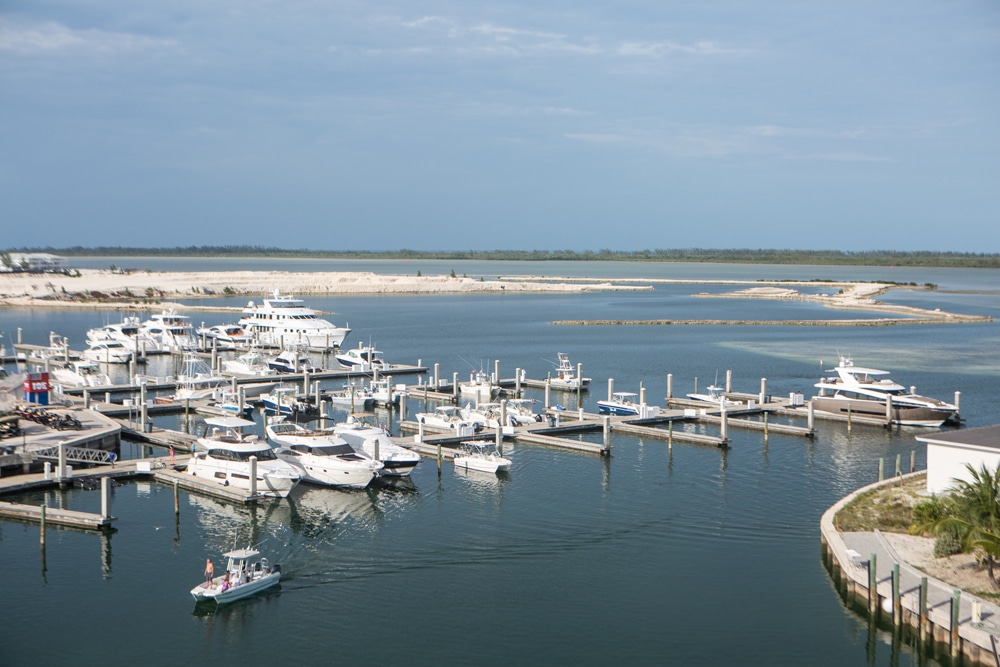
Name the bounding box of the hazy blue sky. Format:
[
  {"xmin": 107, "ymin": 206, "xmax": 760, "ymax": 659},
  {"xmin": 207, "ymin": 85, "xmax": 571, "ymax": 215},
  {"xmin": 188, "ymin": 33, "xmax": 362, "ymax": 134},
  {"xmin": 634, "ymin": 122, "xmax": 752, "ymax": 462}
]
[{"xmin": 2, "ymin": 1, "xmax": 998, "ymax": 252}]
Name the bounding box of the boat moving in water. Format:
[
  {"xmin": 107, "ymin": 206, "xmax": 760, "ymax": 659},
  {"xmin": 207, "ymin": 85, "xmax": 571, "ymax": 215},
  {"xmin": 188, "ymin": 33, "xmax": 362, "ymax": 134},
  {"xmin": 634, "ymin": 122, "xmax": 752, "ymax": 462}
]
[
  {"xmin": 810, "ymin": 356, "xmax": 960, "ymax": 427},
  {"xmin": 190, "ymin": 547, "xmax": 281, "ymax": 604}
]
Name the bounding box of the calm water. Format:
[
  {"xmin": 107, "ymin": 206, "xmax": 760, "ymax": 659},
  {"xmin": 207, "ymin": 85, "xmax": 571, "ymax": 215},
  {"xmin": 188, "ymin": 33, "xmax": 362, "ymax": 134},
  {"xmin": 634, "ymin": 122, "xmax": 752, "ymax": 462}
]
[{"xmin": 2, "ymin": 261, "xmax": 999, "ymax": 666}]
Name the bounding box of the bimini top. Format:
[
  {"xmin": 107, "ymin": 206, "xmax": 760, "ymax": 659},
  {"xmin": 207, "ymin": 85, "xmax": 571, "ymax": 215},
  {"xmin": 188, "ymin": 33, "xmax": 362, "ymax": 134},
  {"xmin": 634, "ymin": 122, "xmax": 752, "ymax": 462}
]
[{"xmin": 204, "ymin": 416, "xmax": 256, "ymax": 429}]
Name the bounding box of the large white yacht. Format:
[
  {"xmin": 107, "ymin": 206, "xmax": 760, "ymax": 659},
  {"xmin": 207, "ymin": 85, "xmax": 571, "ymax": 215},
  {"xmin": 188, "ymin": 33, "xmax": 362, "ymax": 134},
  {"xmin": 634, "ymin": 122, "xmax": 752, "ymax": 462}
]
[
  {"xmin": 333, "ymin": 414, "xmax": 420, "ymax": 477},
  {"xmin": 184, "ymin": 417, "xmax": 301, "ymax": 498},
  {"xmin": 239, "ymin": 291, "xmax": 350, "ymax": 350},
  {"xmin": 86, "ymin": 316, "xmax": 159, "ymax": 352},
  {"xmin": 266, "ymin": 419, "xmax": 383, "ymax": 488},
  {"xmin": 811, "ymin": 356, "xmax": 960, "ymax": 427},
  {"xmin": 140, "ymin": 309, "xmax": 198, "ymax": 351}
]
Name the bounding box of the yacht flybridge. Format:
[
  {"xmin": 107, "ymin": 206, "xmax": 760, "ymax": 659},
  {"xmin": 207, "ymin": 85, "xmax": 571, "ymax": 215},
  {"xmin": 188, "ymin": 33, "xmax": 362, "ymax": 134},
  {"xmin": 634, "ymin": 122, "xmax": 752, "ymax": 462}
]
[{"xmin": 239, "ymin": 291, "xmax": 350, "ymax": 350}]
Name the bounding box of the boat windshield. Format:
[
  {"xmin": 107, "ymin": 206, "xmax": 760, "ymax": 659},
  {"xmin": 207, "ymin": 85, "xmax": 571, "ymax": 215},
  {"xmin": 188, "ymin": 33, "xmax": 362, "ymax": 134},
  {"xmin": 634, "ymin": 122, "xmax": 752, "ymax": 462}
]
[
  {"xmin": 209, "ymin": 448, "xmax": 278, "ymax": 461},
  {"xmin": 310, "ymin": 444, "xmax": 356, "ymax": 457}
]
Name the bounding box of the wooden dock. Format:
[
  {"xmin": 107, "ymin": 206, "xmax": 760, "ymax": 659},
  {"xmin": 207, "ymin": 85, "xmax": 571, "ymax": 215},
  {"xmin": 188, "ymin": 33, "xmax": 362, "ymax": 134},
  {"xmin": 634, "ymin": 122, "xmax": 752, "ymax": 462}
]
[{"xmin": 0, "ymin": 501, "xmax": 114, "ymax": 529}]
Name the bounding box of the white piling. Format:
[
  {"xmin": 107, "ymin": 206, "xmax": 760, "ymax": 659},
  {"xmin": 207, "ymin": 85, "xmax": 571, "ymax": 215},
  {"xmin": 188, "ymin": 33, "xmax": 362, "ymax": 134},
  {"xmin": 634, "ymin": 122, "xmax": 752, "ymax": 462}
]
[
  {"xmin": 249, "ymin": 456, "xmax": 258, "ymax": 497},
  {"xmin": 808, "ymin": 400, "xmax": 815, "ymax": 430},
  {"xmin": 955, "ymin": 391, "xmax": 961, "ymax": 412},
  {"xmin": 453, "ymin": 372, "xmax": 459, "ymax": 398},
  {"xmin": 885, "ymin": 394, "xmax": 893, "ymax": 425},
  {"xmin": 57, "ymin": 441, "xmax": 66, "ymax": 481},
  {"xmin": 759, "ymin": 378, "xmax": 767, "ymax": 405},
  {"xmin": 603, "ymin": 416, "xmax": 610, "ymax": 447},
  {"xmin": 666, "ymin": 373, "xmax": 673, "ymax": 400},
  {"xmin": 545, "ymin": 379, "xmax": 551, "ymax": 409},
  {"xmin": 608, "ymin": 378, "xmax": 614, "ymax": 402},
  {"xmin": 434, "ymin": 363, "xmax": 440, "ymax": 388},
  {"xmin": 101, "ymin": 477, "xmax": 111, "ymax": 519}
]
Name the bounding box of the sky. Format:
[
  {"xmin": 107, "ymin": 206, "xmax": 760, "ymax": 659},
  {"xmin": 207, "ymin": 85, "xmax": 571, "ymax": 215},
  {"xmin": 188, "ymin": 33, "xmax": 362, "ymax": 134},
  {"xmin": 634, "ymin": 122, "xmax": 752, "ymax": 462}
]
[{"xmin": 1, "ymin": 1, "xmax": 998, "ymax": 252}]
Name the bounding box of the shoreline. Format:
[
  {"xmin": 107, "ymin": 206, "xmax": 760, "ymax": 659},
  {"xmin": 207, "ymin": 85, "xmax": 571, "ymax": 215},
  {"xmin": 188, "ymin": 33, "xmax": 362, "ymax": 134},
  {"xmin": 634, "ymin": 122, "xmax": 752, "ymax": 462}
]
[{"xmin": 0, "ymin": 271, "xmax": 992, "ymax": 324}]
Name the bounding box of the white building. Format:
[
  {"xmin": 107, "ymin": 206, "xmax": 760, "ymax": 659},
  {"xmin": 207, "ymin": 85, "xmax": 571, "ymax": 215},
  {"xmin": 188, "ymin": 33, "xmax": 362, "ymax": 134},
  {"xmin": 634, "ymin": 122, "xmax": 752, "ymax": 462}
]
[
  {"xmin": 1, "ymin": 253, "xmax": 67, "ymax": 272},
  {"xmin": 917, "ymin": 425, "xmax": 1000, "ymax": 494}
]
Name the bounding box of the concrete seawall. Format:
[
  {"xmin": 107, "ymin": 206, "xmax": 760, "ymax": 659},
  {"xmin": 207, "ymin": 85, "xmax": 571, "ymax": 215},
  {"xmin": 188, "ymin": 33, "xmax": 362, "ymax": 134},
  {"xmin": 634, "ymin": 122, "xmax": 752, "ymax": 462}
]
[{"xmin": 821, "ymin": 471, "xmax": 1000, "ymax": 665}]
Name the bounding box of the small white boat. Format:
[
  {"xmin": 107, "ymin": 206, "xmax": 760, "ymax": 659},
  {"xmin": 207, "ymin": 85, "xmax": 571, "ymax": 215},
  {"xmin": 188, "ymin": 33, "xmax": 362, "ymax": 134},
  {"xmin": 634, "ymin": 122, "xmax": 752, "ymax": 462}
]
[
  {"xmin": 414, "ymin": 405, "xmax": 477, "ymax": 437},
  {"xmin": 50, "ymin": 360, "xmax": 111, "ymax": 388},
  {"xmin": 197, "ymin": 323, "xmax": 253, "ymax": 350},
  {"xmin": 597, "ymin": 392, "xmax": 660, "ymax": 418},
  {"xmin": 453, "ymin": 440, "xmax": 511, "ymax": 474},
  {"xmin": 185, "ymin": 416, "xmax": 301, "ymax": 498},
  {"xmin": 210, "ymin": 389, "xmax": 255, "ymax": 418},
  {"xmin": 326, "ymin": 382, "xmax": 375, "ymax": 410},
  {"xmin": 260, "ymin": 386, "xmax": 316, "ymax": 418},
  {"xmin": 334, "ymin": 414, "xmax": 420, "ymax": 477},
  {"xmin": 687, "ymin": 384, "xmax": 741, "ymax": 409},
  {"xmin": 82, "ymin": 340, "xmax": 133, "ymax": 364},
  {"xmin": 267, "ymin": 346, "xmax": 316, "ymax": 374},
  {"xmin": 190, "ymin": 547, "xmax": 281, "ymax": 604},
  {"xmin": 549, "ymin": 352, "xmax": 591, "ymax": 391},
  {"xmin": 267, "ymin": 419, "xmax": 383, "ymax": 488},
  {"xmin": 460, "ymin": 369, "xmax": 494, "ymax": 404},
  {"xmin": 222, "ymin": 348, "xmax": 279, "ymax": 377},
  {"xmin": 335, "ymin": 342, "xmax": 390, "ymax": 372},
  {"xmin": 174, "ymin": 353, "xmax": 227, "ymax": 400},
  {"xmin": 504, "ymin": 398, "xmax": 543, "ymax": 426}
]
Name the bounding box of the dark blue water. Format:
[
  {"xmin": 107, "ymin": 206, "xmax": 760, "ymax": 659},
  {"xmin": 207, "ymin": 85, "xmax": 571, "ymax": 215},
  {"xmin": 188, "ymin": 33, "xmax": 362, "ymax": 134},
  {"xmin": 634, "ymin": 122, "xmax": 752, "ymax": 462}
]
[{"xmin": 2, "ymin": 262, "xmax": 998, "ymax": 666}]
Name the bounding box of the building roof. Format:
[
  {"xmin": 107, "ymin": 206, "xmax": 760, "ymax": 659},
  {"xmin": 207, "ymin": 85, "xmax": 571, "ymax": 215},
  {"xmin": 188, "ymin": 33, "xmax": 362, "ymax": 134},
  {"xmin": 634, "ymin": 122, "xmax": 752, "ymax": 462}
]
[{"xmin": 916, "ymin": 424, "xmax": 1000, "ymax": 451}]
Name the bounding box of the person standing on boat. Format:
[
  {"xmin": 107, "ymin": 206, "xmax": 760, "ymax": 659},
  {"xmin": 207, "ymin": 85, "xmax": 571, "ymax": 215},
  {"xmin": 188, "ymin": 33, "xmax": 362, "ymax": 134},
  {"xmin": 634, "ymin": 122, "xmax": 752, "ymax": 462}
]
[{"xmin": 204, "ymin": 558, "xmax": 214, "ymax": 587}]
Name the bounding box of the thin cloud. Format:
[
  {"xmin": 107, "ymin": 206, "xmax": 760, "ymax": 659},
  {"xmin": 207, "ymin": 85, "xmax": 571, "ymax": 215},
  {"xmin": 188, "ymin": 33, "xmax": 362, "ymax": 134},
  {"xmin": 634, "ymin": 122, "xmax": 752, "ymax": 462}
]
[{"xmin": 0, "ymin": 20, "xmax": 176, "ymax": 55}]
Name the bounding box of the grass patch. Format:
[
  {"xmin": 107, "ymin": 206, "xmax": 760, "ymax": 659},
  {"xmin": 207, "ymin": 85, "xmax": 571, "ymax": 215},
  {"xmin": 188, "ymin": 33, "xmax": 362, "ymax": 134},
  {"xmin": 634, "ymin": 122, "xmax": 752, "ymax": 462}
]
[{"xmin": 835, "ymin": 475, "xmax": 927, "ymax": 533}]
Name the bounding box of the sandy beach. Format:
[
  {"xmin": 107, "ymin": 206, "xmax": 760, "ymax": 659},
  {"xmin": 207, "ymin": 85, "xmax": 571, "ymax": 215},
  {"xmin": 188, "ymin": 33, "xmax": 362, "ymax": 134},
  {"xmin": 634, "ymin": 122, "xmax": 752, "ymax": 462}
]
[
  {"xmin": 0, "ymin": 270, "xmax": 991, "ymax": 323},
  {"xmin": 0, "ymin": 269, "xmax": 649, "ymax": 311}
]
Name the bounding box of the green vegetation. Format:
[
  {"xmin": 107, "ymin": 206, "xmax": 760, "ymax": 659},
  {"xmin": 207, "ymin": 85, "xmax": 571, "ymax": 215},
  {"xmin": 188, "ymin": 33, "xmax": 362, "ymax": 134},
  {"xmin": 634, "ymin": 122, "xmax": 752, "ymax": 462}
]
[
  {"xmin": 836, "ymin": 478, "xmax": 924, "ymax": 533},
  {"xmin": 3, "ymin": 246, "xmax": 999, "ymax": 268},
  {"xmin": 912, "ymin": 464, "xmax": 1000, "ymax": 587}
]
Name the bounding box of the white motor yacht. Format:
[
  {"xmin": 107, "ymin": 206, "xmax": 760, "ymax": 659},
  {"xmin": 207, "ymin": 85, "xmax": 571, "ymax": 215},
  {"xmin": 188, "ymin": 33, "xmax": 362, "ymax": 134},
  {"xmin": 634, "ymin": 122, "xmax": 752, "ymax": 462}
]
[
  {"xmin": 597, "ymin": 391, "xmax": 661, "ymax": 418},
  {"xmin": 453, "ymin": 440, "xmax": 511, "ymax": 474},
  {"xmin": 414, "ymin": 405, "xmax": 477, "ymax": 437},
  {"xmin": 222, "ymin": 348, "xmax": 279, "ymax": 377},
  {"xmin": 141, "ymin": 309, "xmax": 198, "ymax": 351},
  {"xmin": 266, "ymin": 419, "xmax": 383, "ymax": 488},
  {"xmin": 811, "ymin": 356, "xmax": 960, "ymax": 427},
  {"xmin": 190, "ymin": 547, "xmax": 281, "ymax": 605},
  {"xmin": 335, "ymin": 342, "xmax": 390, "ymax": 372},
  {"xmin": 184, "ymin": 417, "xmax": 301, "ymax": 498},
  {"xmin": 460, "ymin": 369, "xmax": 494, "ymax": 404},
  {"xmin": 82, "ymin": 340, "xmax": 133, "ymax": 364},
  {"xmin": 87, "ymin": 316, "xmax": 158, "ymax": 352},
  {"xmin": 505, "ymin": 398, "xmax": 543, "ymax": 426},
  {"xmin": 334, "ymin": 414, "xmax": 420, "ymax": 477},
  {"xmin": 196, "ymin": 323, "xmax": 253, "ymax": 350},
  {"xmin": 50, "ymin": 360, "xmax": 111, "ymax": 388},
  {"xmin": 267, "ymin": 346, "xmax": 316, "ymax": 374},
  {"xmin": 549, "ymin": 352, "xmax": 591, "ymax": 391},
  {"xmin": 240, "ymin": 291, "xmax": 350, "ymax": 350}
]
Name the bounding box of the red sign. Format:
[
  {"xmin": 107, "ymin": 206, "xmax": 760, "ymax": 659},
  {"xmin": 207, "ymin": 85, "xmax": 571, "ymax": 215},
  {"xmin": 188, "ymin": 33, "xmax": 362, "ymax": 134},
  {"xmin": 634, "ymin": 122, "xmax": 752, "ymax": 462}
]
[{"xmin": 24, "ymin": 372, "xmax": 50, "ymax": 393}]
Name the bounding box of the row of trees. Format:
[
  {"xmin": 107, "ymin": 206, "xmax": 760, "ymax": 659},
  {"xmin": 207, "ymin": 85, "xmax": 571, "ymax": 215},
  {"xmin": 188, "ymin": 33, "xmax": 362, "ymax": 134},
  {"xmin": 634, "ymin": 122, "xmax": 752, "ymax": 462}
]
[{"xmin": 4, "ymin": 246, "xmax": 1000, "ymax": 268}]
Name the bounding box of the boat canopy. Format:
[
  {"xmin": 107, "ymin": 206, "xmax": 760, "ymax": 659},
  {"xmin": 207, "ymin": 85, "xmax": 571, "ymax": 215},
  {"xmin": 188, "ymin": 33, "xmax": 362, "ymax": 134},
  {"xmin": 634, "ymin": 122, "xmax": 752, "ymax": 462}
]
[{"xmin": 204, "ymin": 416, "xmax": 256, "ymax": 429}]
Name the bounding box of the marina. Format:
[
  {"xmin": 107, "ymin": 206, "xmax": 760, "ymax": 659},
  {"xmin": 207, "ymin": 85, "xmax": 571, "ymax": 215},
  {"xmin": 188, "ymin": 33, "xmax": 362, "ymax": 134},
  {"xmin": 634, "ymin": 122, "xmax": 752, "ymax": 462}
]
[{"xmin": 1, "ymin": 260, "xmax": 999, "ymax": 667}]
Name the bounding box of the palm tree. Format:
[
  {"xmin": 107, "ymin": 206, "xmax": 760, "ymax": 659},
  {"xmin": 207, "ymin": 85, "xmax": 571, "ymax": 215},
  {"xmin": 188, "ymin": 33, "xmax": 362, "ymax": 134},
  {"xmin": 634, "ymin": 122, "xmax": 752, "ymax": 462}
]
[{"xmin": 918, "ymin": 463, "xmax": 1000, "ymax": 587}]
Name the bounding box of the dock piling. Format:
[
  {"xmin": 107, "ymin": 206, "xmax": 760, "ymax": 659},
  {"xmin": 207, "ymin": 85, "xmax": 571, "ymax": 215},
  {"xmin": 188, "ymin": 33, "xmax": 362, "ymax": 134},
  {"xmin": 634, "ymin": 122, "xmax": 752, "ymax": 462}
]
[
  {"xmin": 879, "ymin": 458, "xmax": 884, "ymax": 482},
  {"xmin": 885, "ymin": 394, "xmax": 893, "ymax": 426},
  {"xmin": 434, "ymin": 363, "xmax": 440, "ymax": 389},
  {"xmin": 951, "ymin": 589, "xmax": 961, "ymax": 658},
  {"xmin": 919, "ymin": 577, "xmax": 928, "ymax": 642},
  {"xmin": 576, "ymin": 363, "xmax": 583, "ymax": 405},
  {"xmin": 174, "ymin": 480, "xmax": 180, "ymax": 515},
  {"xmin": 910, "ymin": 450, "xmax": 916, "ymax": 474},
  {"xmin": 726, "ymin": 369, "xmax": 732, "ymax": 393},
  {"xmin": 40, "ymin": 503, "xmax": 46, "ymax": 546},
  {"xmin": 868, "ymin": 553, "xmax": 878, "ymax": 614},
  {"xmin": 603, "ymin": 416, "xmax": 610, "ymax": 448},
  {"xmin": 249, "ymin": 456, "xmax": 258, "ymax": 497},
  {"xmin": 892, "ymin": 562, "xmax": 901, "ymax": 626},
  {"xmin": 101, "ymin": 477, "xmax": 111, "ymax": 519},
  {"xmin": 666, "ymin": 373, "xmax": 673, "ymax": 400},
  {"xmin": 808, "ymin": 400, "xmax": 815, "ymax": 430},
  {"xmin": 452, "ymin": 372, "xmax": 458, "ymax": 399},
  {"xmin": 759, "ymin": 378, "xmax": 767, "ymax": 405},
  {"xmin": 608, "ymin": 378, "xmax": 614, "ymax": 402}
]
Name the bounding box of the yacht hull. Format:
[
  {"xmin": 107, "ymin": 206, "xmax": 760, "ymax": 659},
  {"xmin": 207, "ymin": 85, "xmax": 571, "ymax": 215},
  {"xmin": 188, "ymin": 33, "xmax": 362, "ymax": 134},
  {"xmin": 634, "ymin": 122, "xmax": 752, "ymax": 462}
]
[{"xmin": 810, "ymin": 396, "xmax": 958, "ymax": 427}]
